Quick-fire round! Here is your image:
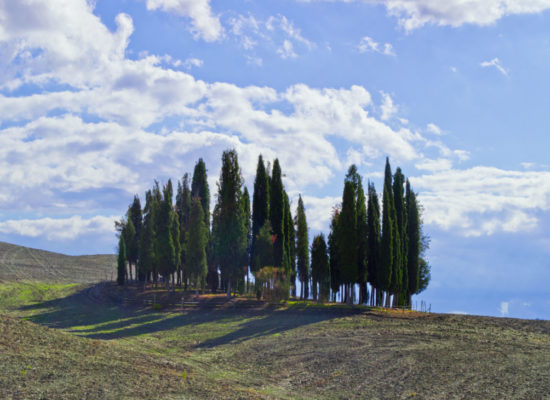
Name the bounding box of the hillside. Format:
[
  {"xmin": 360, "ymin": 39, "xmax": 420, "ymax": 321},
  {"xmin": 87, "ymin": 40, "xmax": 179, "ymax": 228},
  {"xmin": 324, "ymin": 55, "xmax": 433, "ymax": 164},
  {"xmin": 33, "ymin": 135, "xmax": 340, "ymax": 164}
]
[
  {"xmin": 1, "ymin": 281, "xmax": 549, "ymax": 399},
  {"xmin": 0, "ymin": 241, "xmax": 115, "ymax": 283}
]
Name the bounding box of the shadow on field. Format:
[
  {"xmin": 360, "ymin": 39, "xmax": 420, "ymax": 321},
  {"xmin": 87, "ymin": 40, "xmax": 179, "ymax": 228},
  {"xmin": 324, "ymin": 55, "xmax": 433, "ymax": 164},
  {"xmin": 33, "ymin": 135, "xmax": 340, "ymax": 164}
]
[{"xmin": 18, "ymin": 282, "xmax": 352, "ymax": 348}]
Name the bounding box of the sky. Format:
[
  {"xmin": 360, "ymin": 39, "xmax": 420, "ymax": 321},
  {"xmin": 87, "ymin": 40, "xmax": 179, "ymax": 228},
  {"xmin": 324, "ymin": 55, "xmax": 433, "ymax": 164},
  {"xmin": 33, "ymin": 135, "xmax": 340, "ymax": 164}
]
[{"xmin": 1, "ymin": 0, "xmax": 550, "ymax": 319}]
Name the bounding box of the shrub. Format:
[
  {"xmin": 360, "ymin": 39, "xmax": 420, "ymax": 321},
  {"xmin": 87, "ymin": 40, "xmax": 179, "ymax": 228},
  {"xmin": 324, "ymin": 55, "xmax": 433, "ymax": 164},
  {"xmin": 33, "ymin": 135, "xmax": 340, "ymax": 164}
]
[{"xmin": 255, "ymin": 267, "xmax": 289, "ymax": 303}]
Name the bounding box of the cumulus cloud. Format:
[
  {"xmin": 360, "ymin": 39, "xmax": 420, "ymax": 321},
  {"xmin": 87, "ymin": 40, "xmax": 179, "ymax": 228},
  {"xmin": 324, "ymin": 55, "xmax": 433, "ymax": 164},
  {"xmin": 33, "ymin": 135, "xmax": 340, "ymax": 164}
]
[
  {"xmin": 0, "ymin": 215, "xmax": 117, "ymax": 240},
  {"xmin": 299, "ymin": 0, "xmax": 550, "ymax": 31},
  {"xmin": 481, "ymin": 57, "xmax": 509, "ymax": 76},
  {"xmin": 357, "ymin": 36, "xmax": 395, "ymax": 56},
  {"xmin": 427, "ymin": 123, "xmax": 444, "ymax": 135},
  {"xmin": 412, "ymin": 167, "xmax": 550, "ymax": 236},
  {"xmin": 145, "ymin": 0, "xmax": 223, "ymax": 42},
  {"xmin": 380, "ymin": 91, "xmax": 397, "ymax": 120}
]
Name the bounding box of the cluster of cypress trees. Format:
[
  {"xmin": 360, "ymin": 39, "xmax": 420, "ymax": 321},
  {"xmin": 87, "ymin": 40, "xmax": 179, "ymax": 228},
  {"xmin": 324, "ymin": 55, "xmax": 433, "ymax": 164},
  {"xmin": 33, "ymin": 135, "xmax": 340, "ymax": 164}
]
[
  {"xmin": 116, "ymin": 149, "xmax": 430, "ymax": 307},
  {"xmin": 325, "ymin": 158, "xmax": 430, "ymax": 307}
]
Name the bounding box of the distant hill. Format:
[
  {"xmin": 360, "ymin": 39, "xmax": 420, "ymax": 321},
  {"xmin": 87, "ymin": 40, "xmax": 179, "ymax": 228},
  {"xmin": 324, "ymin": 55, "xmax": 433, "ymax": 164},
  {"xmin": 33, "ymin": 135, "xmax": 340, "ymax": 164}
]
[{"xmin": 0, "ymin": 241, "xmax": 115, "ymax": 283}]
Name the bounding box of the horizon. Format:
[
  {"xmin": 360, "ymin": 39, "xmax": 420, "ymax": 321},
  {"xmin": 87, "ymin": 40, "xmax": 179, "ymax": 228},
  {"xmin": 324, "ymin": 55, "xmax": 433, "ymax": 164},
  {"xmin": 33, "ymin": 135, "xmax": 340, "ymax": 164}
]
[{"xmin": 1, "ymin": 0, "xmax": 550, "ymax": 320}]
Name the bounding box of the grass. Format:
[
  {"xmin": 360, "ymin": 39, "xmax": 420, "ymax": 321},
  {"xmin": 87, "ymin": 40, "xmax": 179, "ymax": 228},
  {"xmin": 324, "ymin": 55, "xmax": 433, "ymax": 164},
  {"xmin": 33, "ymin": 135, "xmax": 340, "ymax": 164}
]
[
  {"xmin": 2, "ymin": 280, "xmax": 550, "ymax": 399},
  {"xmin": 1, "ymin": 242, "xmax": 550, "ymax": 399}
]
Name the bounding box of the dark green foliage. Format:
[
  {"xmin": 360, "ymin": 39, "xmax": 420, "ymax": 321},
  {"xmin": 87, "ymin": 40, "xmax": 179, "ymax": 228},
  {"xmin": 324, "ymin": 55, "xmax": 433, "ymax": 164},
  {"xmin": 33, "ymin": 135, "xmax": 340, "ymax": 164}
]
[
  {"xmin": 296, "ymin": 195, "xmax": 309, "ymax": 299},
  {"xmin": 380, "ymin": 158, "xmax": 394, "ymax": 299},
  {"xmin": 251, "ymin": 155, "xmax": 269, "ymax": 272},
  {"xmin": 406, "ymin": 180, "xmax": 420, "ymax": 300},
  {"xmin": 176, "ymin": 174, "xmax": 192, "ymax": 285},
  {"xmin": 417, "ymin": 258, "xmax": 431, "ymax": 294},
  {"xmin": 124, "ymin": 217, "xmax": 137, "ymax": 269},
  {"xmin": 139, "ymin": 190, "xmax": 157, "ymax": 282},
  {"xmin": 311, "ymin": 233, "xmax": 330, "ymax": 302},
  {"xmin": 338, "ymin": 180, "xmax": 357, "ymax": 285},
  {"xmin": 356, "ymin": 179, "xmax": 368, "ymax": 304},
  {"xmin": 156, "ymin": 182, "xmax": 176, "ymax": 286},
  {"xmin": 390, "ymin": 168, "xmax": 405, "ymax": 302},
  {"xmin": 241, "ymin": 186, "xmax": 251, "ymax": 258},
  {"xmin": 367, "ymin": 182, "xmax": 381, "ymax": 304},
  {"xmin": 328, "ymin": 208, "xmax": 341, "ymax": 301},
  {"xmin": 117, "ymin": 235, "xmax": 126, "ymax": 286},
  {"xmin": 269, "ymin": 159, "xmax": 285, "ymax": 268},
  {"xmin": 128, "ymin": 196, "xmax": 142, "ymax": 266},
  {"xmin": 191, "ymin": 158, "xmax": 210, "ymax": 230},
  {"xmin": 187, "ymin": 198, "xmax": 208, "ymax": 291},
  {"xmin": 284, "ymin": 192, "xmax": 296, "ymax": 296},
  {"xmin": 253, "ymin": 222, "xmax": 275, "ymax": 270},
  {"xmin": 212, "ymin": 149, "xmax": 248, "ymax": 296}
]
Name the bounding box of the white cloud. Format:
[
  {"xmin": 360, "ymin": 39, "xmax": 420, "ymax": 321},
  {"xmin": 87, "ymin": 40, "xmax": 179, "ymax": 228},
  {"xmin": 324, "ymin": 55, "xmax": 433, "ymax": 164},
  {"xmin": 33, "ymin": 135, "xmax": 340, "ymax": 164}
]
[
  {"xmin": 412, "ymin": 167, "xmax": 550, "ymax": 236},
  {"xmin": 145, "ymin": 0, "xmax": 223, "ymax": 42},
  {"xmin": 183, "ymin": 57, "xmax": 204, "ymax": 69},
  {"xmin": 301, "ymin": 196, "xmax": 341, "ymax": 232},
  {"xmin": 427, "ymin": 123, "xmax": 444, "ymax": 135},
  {"xmin": 415, "ymin": 158, "xmax": 453, "ymax": 172},
  {"xmin": 0, "ymin": 215, "xmax": 117, "ymax": 240},
  {"xmin": 300, "ymin": 1, "xmax": 550, "ymax": 31},
  {"xmin": 500, "ymin": 301, "xmax": 509, "ymax": 316},
  {"xmin": 357, "ymin": 36, "xmax": 395, "ymax": 56},
  {"xmin": 228, "ymin": 13, "xmax": 314, "ymax": 59},
  {"xmin": 481, "ymin": 57, "xmax": 509, "ymax": 76},
  {"xmin": 277, "ymin": 40, "xmax": 298, "ymax": 59},
  {"xmin": 380, "ymin": 91, "xmax": 397, "ymax": 120}
]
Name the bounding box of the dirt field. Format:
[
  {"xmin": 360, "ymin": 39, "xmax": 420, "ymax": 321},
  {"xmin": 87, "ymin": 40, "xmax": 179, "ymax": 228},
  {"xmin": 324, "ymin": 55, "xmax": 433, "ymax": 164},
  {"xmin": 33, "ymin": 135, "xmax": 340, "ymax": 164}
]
[{"xmin": 2, "ymin": 281, "xmax": 550, "ymax": 399}]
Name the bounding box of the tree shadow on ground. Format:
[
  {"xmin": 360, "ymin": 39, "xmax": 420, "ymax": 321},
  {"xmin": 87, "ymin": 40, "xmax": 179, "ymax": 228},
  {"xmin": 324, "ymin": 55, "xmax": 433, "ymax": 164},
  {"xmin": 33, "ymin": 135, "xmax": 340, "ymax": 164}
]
[{"xmin": 18, "ymin": 282, "xmax": 364, "ymax": 348}]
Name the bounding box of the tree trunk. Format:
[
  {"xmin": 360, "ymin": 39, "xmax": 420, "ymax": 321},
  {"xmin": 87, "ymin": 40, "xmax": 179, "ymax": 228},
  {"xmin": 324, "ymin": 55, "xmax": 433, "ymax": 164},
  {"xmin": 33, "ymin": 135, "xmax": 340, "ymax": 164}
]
[
  {"xmin": 384, "ymin": 291, "xmax": 391, "ymax": 308},
  {"xmin": 226, "ymin": 280, "xmax": 231, "ymax": 298}
]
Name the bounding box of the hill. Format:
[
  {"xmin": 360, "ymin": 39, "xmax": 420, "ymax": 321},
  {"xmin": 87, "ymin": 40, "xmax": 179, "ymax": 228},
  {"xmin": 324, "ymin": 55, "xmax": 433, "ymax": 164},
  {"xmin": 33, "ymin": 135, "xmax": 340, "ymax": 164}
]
[
  {"xmin": 1, "ymin": 281, "xmax": 549, "ymax": 399},
  {"xmin": 0, "ymin": 241, "xmax": 115, "ymax": 283}
]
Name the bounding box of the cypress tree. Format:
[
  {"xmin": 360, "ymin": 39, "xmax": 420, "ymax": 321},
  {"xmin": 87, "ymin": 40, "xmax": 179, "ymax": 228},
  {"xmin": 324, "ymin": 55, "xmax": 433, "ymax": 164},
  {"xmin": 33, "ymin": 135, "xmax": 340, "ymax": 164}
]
[
  {"xmin": 310, "ymin": 233, "xmax": 329, "ymax": 302},
  {"xmin": 405, "ymin": 179, "xmax": 420, "ymax": 306},
  {"xmin": 391, "ymin": 168, "xmax": 405, "ymax": 307},
  {"xmin": 176, "ymin": 174, "xmax": 192, "ymax": 286},
  {"xmin": 367, "ymin": 182, "xmax": 381, "ymax": 306},
  {"xmin": 269, "ymin": 159, "xmax": 285, "ymax": 268},
  {"xmin": 296, "ymin": 195, "xmax": 309, "ymax": 299},
  {"xmin": 157, "ymin": 181, "xmax": 176, "ymax": 289},
  {"xmin": 139, "ymin": 190, "xmax": 157, "ymax": 285},
  {"xmin": 124, "ymin": 217, "xmax": 137, "ymax": 282},
  {"xmin": 251, "ymin": 155, "xmax": 269, "ymax": 273},
  {"xmin": 241, "ymin": 186, "xmax": 252, "ymax": 292},
  {"xmin": 253, "ymin": 222, "xmax": 275, "ymax": 270},
  {"xmin": 212, "ymin": 149, "xmax": 248, "ymax": 297},
  {"xmin": 328, "ymin": 208, "xmax": 341, "ymax": 302},
  {"xmin": 191, "ymin": 158, "xmax": 210, "ymax": 229},
  {"xmin": 117, "ymin": 234, "xmax": 126, "ymax": 286},
  {"xmin": 187, "ymin": 198, "xmax": 208, "ymax": 294},
  {"xmin": 381, "ymin": 158, "xmax": 394, "ymax": 307},
  {"xmin": 284, "ymin": 191, "xmax": 296, "ymax": 295},
  {"xmin": 356, "ymin": 178, "xmax": 368, "ymax": 304},
  {"xmin": 338, "ymin": 180, "xmax": 357, "ymax": 304},
  {"xmin": 129, "ymin": 196, "xmax": 142, "ymax": 281}
]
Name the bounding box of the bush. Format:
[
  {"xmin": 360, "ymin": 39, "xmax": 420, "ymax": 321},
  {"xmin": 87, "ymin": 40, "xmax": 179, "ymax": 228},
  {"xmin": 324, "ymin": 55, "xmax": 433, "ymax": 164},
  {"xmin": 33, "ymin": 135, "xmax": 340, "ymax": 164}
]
[{"xmin": 255, "ymin": 267, "xmax": 289, "ymax": 303}]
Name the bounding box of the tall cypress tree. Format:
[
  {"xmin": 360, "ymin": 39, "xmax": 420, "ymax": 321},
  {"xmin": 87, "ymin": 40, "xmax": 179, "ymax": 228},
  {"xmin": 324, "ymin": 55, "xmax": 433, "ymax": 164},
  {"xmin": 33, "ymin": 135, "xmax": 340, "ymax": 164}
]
[
  {"xmin": 356, "ymin": 178, "xmax": 368, "ymax": 304},
  {"xmin": 328, "ymin": 208, "xmax": 341, "ymax": 302},
  {"xmin": 176, "ymin": 174, "xmax": 192, "ymax": 286},
  {"xmin": 212, "ymin": 149, "xmax": 248, "ymax": 297},
  {"xmin": 296, "ymin": 195, "xmax": 309, "ymax": 299},
  {"xmin": 157, "ymin": 181, "xmax": 177, "ymax": 289},
  {"xmin": 117, "ymin": 234, "xmax": 126, "ymax": 286},
  {"xmin": 191, "ymin": 158, "xmax": 210, "ymax": 230},
  {"xmin": 270, "ymin": 159, "xmax": 285, "ymax": 268},
  {"xmin": 390, "ymin": 168, "xmax": 404, "ymax": 306},
  {"xmin": 310, "ymin": 233, "xmax": 329, "ymax": 302},
  {"xmin": 284, "ymin": 191, "xmax": 296, "ymax": 295},
  {"xmin": 381, "ymin": 158, "xmax": 394, "ymax": 307},
  {"xmin": 251, "ymin": 155, "xmax": 269, "ymax": 273},
  {"xmin": 406, "ymin": 179, "xmax": 420, "ymax": 306},
  {"xmin": 124, "ymin": 217, "xmax": 137, "ymax": 282},
  {"xmin": 128, "ymin": 196, "xmax": 142, "ymax": 281},
  {"xmin": 187, "ymin": 198, "xmax": 208, "ymax": 294},
  {"xmin": 367, "ymin": 182, "xmax": 381, "ymax": 306},
  {"xmin": 241, "ymin": 186, "xmax": 252, "ymax": 292},
  {"xmin": 139, "ymin": 190, "xmax": 157, "ymax": 285},
  {"xmin": 338, "ymin": 180, "xmax": 357, "ymax": 304}
]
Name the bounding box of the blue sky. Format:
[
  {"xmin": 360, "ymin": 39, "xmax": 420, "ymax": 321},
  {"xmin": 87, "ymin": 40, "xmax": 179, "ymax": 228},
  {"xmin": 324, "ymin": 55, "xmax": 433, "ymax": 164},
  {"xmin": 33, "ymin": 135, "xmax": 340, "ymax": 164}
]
[{"xmin": 1, "ymin": 0, "xmax": 550, "ymax": 319}]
